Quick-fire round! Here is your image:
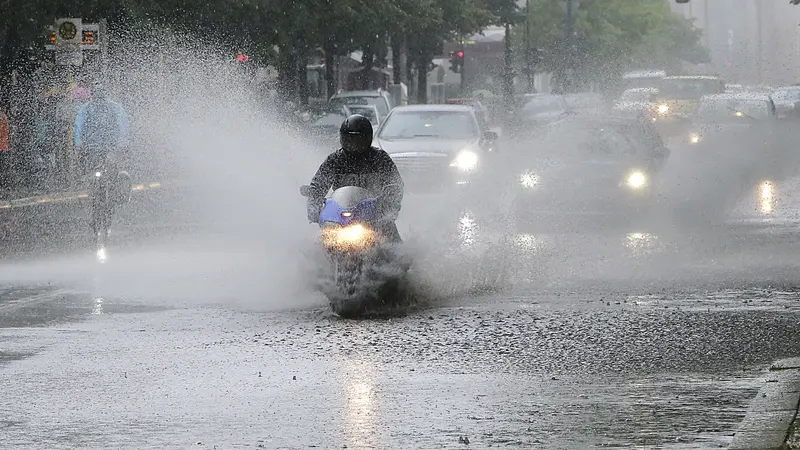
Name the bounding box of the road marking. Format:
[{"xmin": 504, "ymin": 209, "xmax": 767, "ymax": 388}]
[{"xmin": 0, "ymin": 288, "xmax": 75, "ymax": 313}]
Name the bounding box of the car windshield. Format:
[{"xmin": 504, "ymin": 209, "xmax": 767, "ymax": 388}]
[
  {"xmin": 620, "ymin": 89, "xmax": 657, "ymax": 102},
  {"xmin": 379, "ymin": 111, "xmax": 479, "ymax": 139},
  {"xmin": 522, "ymin": 96, "xmax": 566, "ymax": 115},
  {"xmin": 346, "ymin": 105, "xmax": 379, "ymax": 125},
  {"xmin": 539, "ymin": 120, "xmax": 641, "ymax": 158},
  {"xmin": 772, "ymin": 88, "xmax": 800, "ymax": 103},
  {"xmin": 565, "ymin": 93, "xmax": 604, "ymax": 109},
  {"xmin": 696, "ymin": 99, "xmax": 771, "ymax": 120},
  {"xmin": 329, "ymin": 95, "xmax": 389, "ymax": 117},
  {"xmin": 312, "ymin": 112, "xmax": 347, "ymax": 127},
  {"xmin": 624, "ymin": 77, "xmax": 663, "ymax": 90},
  {"xmin": 659, "ymin": 78, "xmax": 722, "ymax": 99}
]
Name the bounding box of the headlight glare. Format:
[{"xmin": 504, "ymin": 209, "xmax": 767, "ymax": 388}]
[
  {"xmin": 626, "ymin": 171, "xmax": 647, "ymax": 189},
  {"xmin": 322, "ymin": 224, "xmax": 376, "ymax": 248},
  {"xmin": 657, "ymin": 104, "xmax": 669, "ymax": 115},
  {"xmin": 450, "ymin": 150, "xmax": 479, "ymax": 172},
  {"xmin": 520, "ymin": 171, "xmax": 539, "ymax": 188}
]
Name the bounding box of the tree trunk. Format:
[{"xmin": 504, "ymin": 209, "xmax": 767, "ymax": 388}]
[
  {"xmin": 416, "ymin": 54, "xmax": 428, "ymax": 104},
  {"xmin": 323, "ymin": 40, "xmax": 335, "ymax": 99},
  {"xmin": 277, "ymin": 43, "xmax": 297, "ymax": 102},
  {"xmin": 390, "ymin": 35, "xmax": 401, "ymax": 84},
  {"xmin": 297, "ymin": 40, "xmax": 309, "ymax": 106}
]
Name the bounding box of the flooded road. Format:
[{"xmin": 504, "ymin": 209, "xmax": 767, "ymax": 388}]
[{"xmin": 2, "ymin": 176, "xmax": 800, "ymax": 449}]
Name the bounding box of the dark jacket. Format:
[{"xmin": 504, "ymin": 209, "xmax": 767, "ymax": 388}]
[{"xmin": 307, "ymin": 147, "xmax": 404, "ymax": 221}]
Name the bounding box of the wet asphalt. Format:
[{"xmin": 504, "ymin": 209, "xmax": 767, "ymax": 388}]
[{"xmin": 2, "ymin": 138, "xmax": 800, "ymax": 449}]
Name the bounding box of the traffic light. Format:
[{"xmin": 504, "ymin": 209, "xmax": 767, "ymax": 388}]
[
  {"xmin": 449, "ymin": 50, "xmax": 465, "ymax": 73},
  {"xmin": 82, "ymin": 30, "xmax": 95, "ymax": 45}
]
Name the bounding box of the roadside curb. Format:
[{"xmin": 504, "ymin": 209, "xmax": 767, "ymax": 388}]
[
  {"xmin": 728, "ymin": 358, "xmax": 800, "ymax": 450},
  {"xmin": 0, "ymin": 181, "xmax": 164, "ymax": 210}
]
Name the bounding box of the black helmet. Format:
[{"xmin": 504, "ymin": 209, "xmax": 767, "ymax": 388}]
[{"xmin": 340, "ymin": 114, "xmax": 373, "ymax": 155}]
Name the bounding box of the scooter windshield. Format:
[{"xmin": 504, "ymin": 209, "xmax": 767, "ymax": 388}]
[{"xmin": 328, "ymin": 186, "xmax": 375, "ymax": 209}]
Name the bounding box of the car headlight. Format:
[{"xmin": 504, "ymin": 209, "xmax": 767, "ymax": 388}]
[
  {"xmin": 689, "ymin": 133, "xmax": 700, "ymax": 144},
  {"xmin": 450, "ymin": 150, "xmax": 479, "ymax": 172},
  {"xmin": 520, "ymin": 171, "xmax": 539, "ymax": 188},
  {"xmin": 626, "ymin": 171, "xmax": 647, "ymax": 189},
  {"xmin": 657, "ymin": 104, "xmax": 669, "ymax": 115}
]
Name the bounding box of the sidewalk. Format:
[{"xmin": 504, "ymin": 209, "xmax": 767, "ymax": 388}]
[
  {"xmin": 0, "ymin": 180, "xmax": 164, "ymax": 210},
  {"xmin": 729, "ymin": 358, "xmax": 800, "ymax": 450}
]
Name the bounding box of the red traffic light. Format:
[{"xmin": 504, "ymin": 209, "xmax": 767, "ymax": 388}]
[
  {"xmin": 457, "ymin": 51, "xmax": 464, "ymax": 58},
  {"xmin": 236, "ymin": 54, "xmax": 249, "ymax": 62}
]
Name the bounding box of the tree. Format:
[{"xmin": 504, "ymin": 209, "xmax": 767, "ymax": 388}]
[
  {"xmin": 517, "ymin": 0, "xmax": 708, "ymax": 91},
  {"xmin": 0, "ymin": 0, "xmax": 506, "ymax": 104}
]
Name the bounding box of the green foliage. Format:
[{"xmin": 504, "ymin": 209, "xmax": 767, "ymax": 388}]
[{"xmin": 518, "ymin": 0, "xmax": 708, "ymax": 82}]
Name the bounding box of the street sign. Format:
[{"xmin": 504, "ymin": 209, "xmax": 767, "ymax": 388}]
[
  {"xmin": 46, "ymin": 23, "xmax": 100, "ymax": 51},
  {"xmin": 55, "ymin": 18, "xmax": 82, "ymax": 45}
]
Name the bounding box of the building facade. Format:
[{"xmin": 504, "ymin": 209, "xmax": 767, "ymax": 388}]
[{"xmin": 669, "ymin": 0, "xmax": 800, "ymax": 86}]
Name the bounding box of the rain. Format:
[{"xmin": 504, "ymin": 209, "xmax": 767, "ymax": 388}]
[{"xmin": 2, "ymin": 0, "xmax": 800, "ymax": 448}]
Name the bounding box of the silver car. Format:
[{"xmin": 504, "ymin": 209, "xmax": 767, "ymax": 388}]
[{"xmin": 374, "ymin": 104, "xmax": 498, "ymax": 193}]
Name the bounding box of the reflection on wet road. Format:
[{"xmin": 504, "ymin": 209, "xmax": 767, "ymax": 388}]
[{"xmin": 3, "ymin": 180, "xmax": 800, "ymax": 448}]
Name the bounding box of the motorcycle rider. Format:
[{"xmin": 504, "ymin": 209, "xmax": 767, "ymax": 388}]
[
  {"xmin": 306, "ymin": 114, "xmax": 404, "ymax": 243},
  {"xmin": 74, "ymin": 81, "xmax": 133, "ymax": 217}
]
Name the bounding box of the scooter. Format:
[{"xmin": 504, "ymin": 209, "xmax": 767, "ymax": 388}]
[{"xmin": 300, "ymin": 184, "xmax": 408, "ymax": 317}]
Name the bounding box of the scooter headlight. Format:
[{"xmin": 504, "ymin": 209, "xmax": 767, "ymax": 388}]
[
  {"xmin": 322, "ymin": 224, "xmax": 376, "ymax": 249},
  {"xmin": 657, "ymin": 104, "xmax": 669, "ymax": 115},
  {"xmin": 450, "ymin": 150, "xmax": 479, "ymax": 172},
  {"xmin": 689, "ymin": 133, "xmax": 700, "ymax": 144}
]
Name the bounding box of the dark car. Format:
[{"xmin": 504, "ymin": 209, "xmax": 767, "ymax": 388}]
[
  {"xmin": 686, "ymin": 93, "xmax": 777, "ymax": 147},
  {"xmin": 307, "ymin": 106, "xmax": 349, "ymax": 151},
  {"xmin": 374, "ymin": 104, "xmax": 498, "ymax": 193},
  {"xmin": 510, "ymin": 113, "xmax": 670, "ymax": 225},
  {"xmin": 564, "ymin": 92, "xmax": 608, "ymax": 114}
]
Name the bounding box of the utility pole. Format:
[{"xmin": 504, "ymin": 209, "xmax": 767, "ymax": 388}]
[
  {"xmin": 460, "ymin": 37, "xmax": 467, "ymax": 96},
  {"xmin": 558, "ymin": 0, "xmax": 579, "ymax": 93},
  {"xmin": 566, "ymin": 0, "xmax": 573, "ymax": 91},
  {"xmin": 756, "ymin": 0, "xmax": 763, "ymax": 84},
  {"xmin": 503, "ymin": 22, "xmax": 514, "ymax": 113}
]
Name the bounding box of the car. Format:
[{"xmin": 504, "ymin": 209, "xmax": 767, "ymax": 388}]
[
  {"xmin": 769, "ymin": 86, "xmax": 800, "ymax": 118},
  {"xmin": 328, "ymin": 89, "xmax": 394, "ymax": 119},
  {"xmin": 621, "ymin": 70, "xmax": 666, "ymax": 91},
  {"xmin": 374, "ymin": 104, "xmax": 499, "ymax": 193},
  {"xmin": 653, "ymin": 75, "xmax": 726, "ymax": 136},
  {"xmin": 307, "ymin": 105, "xmax": 349, "ymax": 150},
  {"xmin": 345, "ymin": 104, "xmax": 382, "ymax": 128},
  {"xmin": 510, "ymin": 113, "xmax": 670, "ymax": 225},
  {"xmin": 686, "ymin": 93, "xmax": 777, "ymax": 147},
  {"xmin": 307, "ymin": 104, "xmax": 382, "ymax": 151},
  {"xmin": 564, "ymin": 92, "xmax": 607, "ymax": 113},
  {"xmin": 506, "ymin": 94, "xmax": 571, "ymax": 137},
  {"xmin": 445, "ymin": 98, "xmax": 490, "ymax": 125},
  {"xmin": 613, "ymin": 88, "xmax": 660, "ymax": 121}
]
